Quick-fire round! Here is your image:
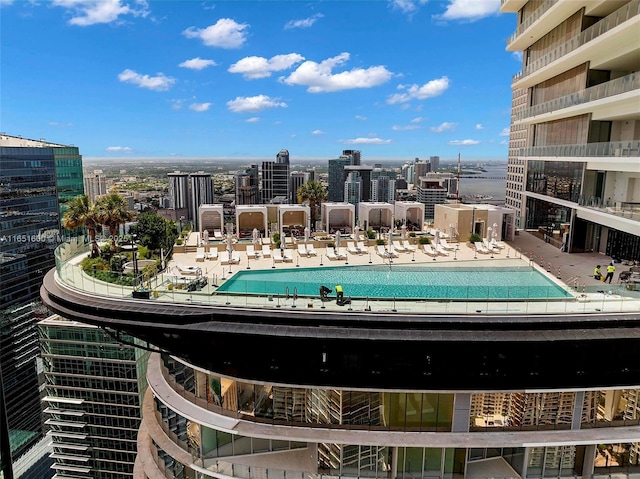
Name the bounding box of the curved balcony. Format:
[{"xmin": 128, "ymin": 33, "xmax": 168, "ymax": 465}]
[
  {"xmin": 518, "ymin": 140, "xmax": 640, "ymax": 158},
  {"xmin": 513, "ymin": 72, "xmax": 640, "ymax": 123}
]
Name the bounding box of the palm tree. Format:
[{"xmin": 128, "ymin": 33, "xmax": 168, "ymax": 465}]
[
  {"xmin": 297, "ymin": 180, "xmax": 327, "ymax": 231},
  {"xmin": 62, "ymin": 194, "xmax": 102, "ymax": 257},
  {"xmin": 95, "ymin": 193, "xmax": 134, "ymax": 253}
]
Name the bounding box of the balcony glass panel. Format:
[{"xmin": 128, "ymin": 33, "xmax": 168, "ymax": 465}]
[{"xmin": 526, "ymin": 160, "xmax": 583, "ymax": 202}]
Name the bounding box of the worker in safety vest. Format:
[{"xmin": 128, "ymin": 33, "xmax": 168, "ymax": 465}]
[
  {"xmin": 605, "ymin": 263, "xmax": 616, "ymax": 284},
  {"xmin": 335, "ymin": 284, "xmax": 344, "ymax": 303}
]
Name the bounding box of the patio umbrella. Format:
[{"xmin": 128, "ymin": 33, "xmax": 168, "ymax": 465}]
[
  {"xmin": 335, "ymin": 230, "xmax": 341, "ymax": 250},
  {"xmin": 400, "ymin": 224, "xmax": 407, "ymax": 240},
  {"xmin": 304, "ymin": 226, "xmax": 310, "ymax": 244},
  {"xmin": 352, "ymin": 225, "xmax": 359, "ymax": 240},
  {"xmin": 202, "ymin": 229, "xmax": 209, "ymax": 245},
  {"xmin": 252, "ymin": 228, "xmax": 260, "ymax": 247},
  {"xmin": 492, "ymin": 223, "xmax": 498, "ymax": 241},
  {"xmin": 434, "ymin": 228, "xmax": 440, "ymax": 247},
  {"xmin": 227, "ymin": 232, "xmax": 234, "ymax": 255},
  {"xmin": 387, "ymin": 230, "xmax": 394, "ymax": 255}
]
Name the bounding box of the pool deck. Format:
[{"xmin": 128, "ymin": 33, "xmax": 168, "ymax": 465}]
[{"xmin": 157, "ymin": 230, "xmax": 640, "ymax": 314}]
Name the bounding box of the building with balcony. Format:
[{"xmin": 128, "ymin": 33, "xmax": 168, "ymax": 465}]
[{"xmin": 502, "ymin": 0, "xmax": 640, "ymax": 260}]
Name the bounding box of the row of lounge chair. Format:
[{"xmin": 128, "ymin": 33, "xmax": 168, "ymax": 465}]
[
  {"xmin": 474, "ymin": 238, "xmax": 505, "ymax": 255},
  {"xmin": 297, "ymin": 243, "xmax": 318, "ymax": 257}
]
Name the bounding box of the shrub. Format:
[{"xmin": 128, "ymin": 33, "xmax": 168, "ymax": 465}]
[
  {"xmin": 375, "ymin": 239, "xmax": 386, "ymax": 245},
  {"xmin": 418, "ymin": 236, "xmax": 431, "ymax": 245},
  {"xmin": 469, "ymin": 233, "xmax": 482, "ymax": 244},
  {"xmin": 366, "ymin": 229, "xmax": 376, "ymax": 239},
  {"xmin": 175, "ymin": 238, "xmax": 183, "ymax": 246},
  {"xmin": 409, "ymin": 232, "xmax": 416, "ymax": 238}
]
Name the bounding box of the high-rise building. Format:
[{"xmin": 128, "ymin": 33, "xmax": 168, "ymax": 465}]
[
  {"xmin": 327, "ymin": 156, "xmax": 351, "ymax": 202},
  {"xmin": 341, "ymin": 149, "xmax": 361, "ymax": 166},
  {"xmin": 167, "ymin": 171, "xmax": 190, "ymax": 215},
  {"xmin": 235, "ymin": 164, "xmax": 260, "ymax": 205},
  {"xmin": 290, "ymin": 171, "xmax": 311, "ymax": 204},
  {"xmin": 502, "ymin": 0, "xmax": 640, "ymax": 256},
  {"xmin": 83, "ymin": 170, "xmax": 108, "ymax": 203},
  {"xmin": 416, "ymin": 173, "xmax": 454, "ymax": 220},
  {"xmin": 262, "ymin": 151, "xmax": 290, "ymax": 204},
  {"xmin": 38, "ymin": 314, "xmax": 147, "ymax": 479},
  {"xmin": 0, "ymin": 134, "xmax": 83, "ymax": 479},
  {"xmin": 429, "ymin": 156, "xmax": 440, "ymax": 173},
  {"xmin": 413, "ymin": 160, "xmax": 430, "ymax": 186},
  {"xmin": 189, "ymin": 171, "xmax": 214, "ymax": 231},
  {"xmin": 344, "ymin": 165, "xmax": 373, "ymax": 203}
]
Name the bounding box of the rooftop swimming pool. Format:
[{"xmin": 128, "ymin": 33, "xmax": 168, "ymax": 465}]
[{"xmin": 216, "ymin": 264, "xmax": 572, "ymax": 300}]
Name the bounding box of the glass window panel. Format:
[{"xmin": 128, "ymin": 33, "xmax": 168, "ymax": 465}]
[
  {"xmin": 405, "ymin": 393, "xmax": 422, "ymax": 429},
  {"xmin": 422, "ymin": 393, "xmax": 438, "ymax": 429},
  {"xmin": 216, "ymin": 431, "xmax": 233, "ymax": 457},
  {"xmin": 424, "ymin": 448, "xmax": 442, "ymax": 475},
  {"xmin": 404, "ymin": 447, "xmax": 423, "ymax": 474},
  {"xmin": 233, "ymin": 435, "xmax": 252, "ymax": 456},
  {"xmin": 253, "ymin": 384, "xmax": 273, "ymax": 420},
  {"xmin": 437, "ymin": 394, "xmax": 454, "ymax": 431},
  {"xmin": 252, "ymin": 437, "xmax": 270, "ymax": 453}
]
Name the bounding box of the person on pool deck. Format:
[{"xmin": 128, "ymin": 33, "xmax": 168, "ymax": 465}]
[
  {"xmin": 319, "ymin": 285, "xmax": 332, "ymax": 301},
  {"xmin": 335, "ymin": 284, "xmax": 344, "ymax": 304},
  {"xmin": 594, "ymin": 265, "xmax": 602, "ymax": 280},
  {"xmin": 605, "ymin": 263, "xmax": 616, "ymax": 284}
]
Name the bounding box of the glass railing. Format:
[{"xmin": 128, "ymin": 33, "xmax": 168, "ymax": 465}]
[
  {"xmin": 507, "ymin": 0, "xmax": 557, "ymax": 45},
  {"xmin": 577, "ymin": 197, "xmax": 640, "ymax": 221},
  {"xmin": 519, "ymin": 141, "xmax": 640, "ymax": 158},
  {"xmin": 513, "ymin": 0, "xmax": 640, "ymax": 83},
  {"xmin": 514, "ymin": 72, "xmax": 639, "ymax": 121}
]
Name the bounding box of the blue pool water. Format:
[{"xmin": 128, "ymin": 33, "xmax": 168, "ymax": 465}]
[{"xmin": 216, "ymin": 265, "xmax": 572, "ymax": 300}]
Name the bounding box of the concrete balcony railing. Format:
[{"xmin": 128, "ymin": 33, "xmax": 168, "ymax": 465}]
[
  {"xmin": 513, "ymin": 72, "xmax": 639, "ymax": 122},
  {"xmin": 512, "ymin": 0, "xmax": 640, "ymax": 83},
  {"xmin": 507, "ymin": 0, "xmax": 558, "ymax": 45},
  {"xmin": 519, "ymin": 140, "xmax": 640, "ymax": 158}
]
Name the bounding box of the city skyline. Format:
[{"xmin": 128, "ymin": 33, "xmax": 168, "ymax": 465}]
[{"xmin": 2, "ymin": 0, "xmax": 518, "ymax": 160}]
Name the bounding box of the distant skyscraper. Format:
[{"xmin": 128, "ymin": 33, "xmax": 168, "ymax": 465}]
[
  {"xmin": 416, "ymin": 173, "xmax": 453, "ymax": 220},
  {"xmin": 290, "ymin": 171, "xmax": 310, "ymax": 204},
  {"xmin": 327, "ymin": 157, "xmax": 351, "ymax": 202},
  {"xmin": 39, "ymin": 314, "xmax": 147, "ymax": 479},
  {"xmin": 262, "ymin": 151, "xmax": 290, "ymax": 204},
  {"xmin": 0, "ymin": 134, "xmax": 83, "ymax": 479},
  {"xmin": 344, "ymin": 172, "xmax": 363, "ymax": 207},
  {"xmin": 83, "ymin": 170, "xmax": 107, "ymax": 203},
  {"xmin": 344, "ymin": 165, "xmax": 373, "ymax": 203},
  {"xmin": 235, "ymin": 164, "xmax": 260, "ymax": 205},
  {"xmin": 189, "ymin": 171, "xmax": 214, "ymax": 230},
  {"xmin": 342, "ymin": 149, "xmax": 361, "ymax": 166},
  {"xmin": 413, "ymin": 160, "xmax": 430, "ymax": 185},
  {"xmin": 276, "ymin": 149, "xmax": 290, "ymax": 164},
  {"xmin": 167, "ymin": 171, "xmax": 189, "ymax": 212},
  {"xmin": 429, "ymin": 155, "xmax": 440, "ymax": 173}
]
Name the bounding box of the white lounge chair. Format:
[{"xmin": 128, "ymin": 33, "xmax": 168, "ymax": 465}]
[
  {"xmin": 306, "ymin": 243, "xmax": 317, "ymax": 256},
  {"xmin": 213, "ymin": 229, "xmax": 223, "ymax": 240},
  {"xmin": 376, "ymin": 245, "xmax": 391, "ymax": 258},
  {"xmin": 283, "ymin": 250, "xmax": 294, "ymax": 262},
  {"xmin": 435, "ymin": 244, "xmax": 449, "ymax": 256},
  {"xmin": 393, "ymin": 241, "xmax": 407, "ymax": 252},
  {"xmin": 195, "ymin": 247, "xmax": 205, "ymax": 262},
  {"xmin": 298, "ymin": 244, "xmax": 309, "ymax": 257},
  {"xmin": 490, "ymin": 239, "xmax": 505, "ymax": 250},
  {"xmin": 273, "ymin": 249, "xmax": 284, "ymax": 262},
  {"xmin": 337, "ymin": 247, "xmax": 348, "ymax": 260},
  {"xmin": 347, "ymin": 241, "xmax": 360, "ymax": 255},
  {"xmin": 326, "ymin": 246, "xmax": 339, "ymax": 260},
  {"xmin": 207, "ymin": 247, "xmax": 218, "ymax": 260},
  {"xmin": 474, "ymin": 242, "xmax": 491, "ymax": 254},
  {"xmin": 246, "ymin": 244, "xmax": 259, "ymax": 259},
  {"xmin": 175, "ymin": 264, "xmax": 201, "ymax": 276},
  {"xmin": 261, "ymin": 245, "xmax": 271, "ymax": 257},
  {"xmin": 422, "ymin": 244, "xmax": 438, "ymax": 257},
  {"xmin": 402, "ymin": 240, "xmax": 416, "ymax": 252},
  {"xmin": 357, "ymin": 241, "xmax": 367, "ymax": 253},
  {"xmin": 439, "ymin": 239, "xmax": 455, "ymax": 251},
  {"xmin": 220, "ymin": 251, "xmax": 241, "ymax": 265}
]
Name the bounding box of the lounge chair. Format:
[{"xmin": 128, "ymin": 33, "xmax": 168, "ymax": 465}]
[
  {"xmin": 298, "ymin": 243, "xmax": 309, "ymax": 257},
  {"xmin": 422, "ymin": 244, "xmax": 437, "ymax": 257},
  {"xmin": 261, "ymin": 245, "xmax": 271, "ymax": 257},
  {"xmin": 376, "ymin": 245, "xmax": 391, "ymax": 258},
  {"xmin": 474, "ymin": 242, "xmax": 491, "ymax": 254},
  {"xmin": 195, "ymin": 247, "xmax": 205, "ymax": 262},
  {"xmin": 273, "ymin": 249, "xmax": 284, "ymax": 262},
  {"xmin": 213, "ymin": 229, "xmax": 223, "ymax": 240},
  {"xmin": 326, "ymin": 246, "xmax": 339, "ymax": 260},
  {"xmin": 246, "ymin": 244, "xmax": 259, "ymax": 259},
  {"xmin": 337, "ymin": 247, "xmax": 348, "ymax": 260},
  {"xmin": 283, "ymin": 250, "xmax": 294, "ymax": 262},
  {"xmin": 306, "ymin": 244, "xmax": 317, "ymax": 256},
  {"xmin": 207, "ymin": 247, "xmax": 218, "ymax": 260},
  {"xmin": 347, "ymin": 241, "xmax": 360, "ymax": 255},
  {"xmin": 439, "ymin": 239, "xmax": 455, "ymax": 251},
  {"xmin": 175, "ymin": 263, "xmax": 202, "ymax": 276},
  {"xmin": 402, "ymin": 240, "xmax": 416, "ymax": 252},
  {"xmin": 393, "ymin": 241, "xmax": 407, "ymax": 252},
  {"xmin": 490, "ymin": 239, "xmax": 505, "ymax": 250},
  {"xmin": 357, "ymin": 241, "xmax": 367, "ymax": 253},
  {"xmin": 435, "ymin": 244, "xmax": 449, "ymax": 256}
]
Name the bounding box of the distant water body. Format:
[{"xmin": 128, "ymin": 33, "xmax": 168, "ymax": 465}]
[{"xmin": 457, "ymin": 163, "xmax": 507, "ymax": 203}]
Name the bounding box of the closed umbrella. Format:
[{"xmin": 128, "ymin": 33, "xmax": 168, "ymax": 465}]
[
  {"xmin": 400, "ymin": 224, "xmax": 407, "ymax": 240},
  {"xmin": 335, "ymin": 230, "xmax": 341, "ymax": 251},
  {"xmin": 227, "ymin": 233, "xmax": 234, "ymax": 255},
  {"xmin": 252, "ymin": 228, "xmax": 260, "ymax": 247},
  {"xmin": 492, "ymin": 223, "xmax": 498, "ymax": 241},
  {"xmin": 304, "ymin": 226, "xmax": 310, "ymax": 244},
  {"xmin": 434, "ymin": 228, "xmax": 440, "ymax": 248},
  {"xmin": 387, "ymin": 230, "xmax": 394, "ymax": 255},
  {"xmin": 352, "ymin": 225, "xmax": 359, "ymax": 241},
  {"xmin": 203, "ymin": 229, "xmax": 209, "ymax": 245}
]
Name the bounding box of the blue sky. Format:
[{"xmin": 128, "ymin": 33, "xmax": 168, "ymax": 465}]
[{"xmin": 1, "ymin": 0, "xmax": 520, "ymax": 161}]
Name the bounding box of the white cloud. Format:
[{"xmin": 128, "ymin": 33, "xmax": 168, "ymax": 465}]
[
  {"xmin": 475, "ymin": 123, "xmax": 484, "ymax": 130},
  {"xmin": 387, "ymin": 76, "xmax": 449, "ymax": 104},
  {"xmin": 229, "ymin": 53, "xmax": 304, "ymax": 79},
  {"xmin": 189, "ymin": 102, "xmax": 211, "ymax": 112},
  {"xmin": 312, "ymin": 130, "xmax": 325, "ymax": 135},
  {"xmin": 49, "ymin": 121, "xmax": 73, "ymax": 127},
  {"xmin": 342, "ymin": 137, "xmax": 392, "ymax": 145},
  {"xmin": 512, "ymin": 51, "xmax": 523, "ymax": 62},
  {"xmin": 183, "ymin": 18, "xmax": 249, "ymax": 49},
  {"xmin": 355, "ymin": 115, "xmax": 368, "ymax": 120},
  {"xmin": 430, "ymin": 122, "xmax": 456, "ymax": 133},
  {"xmin": 436, "ymin": 0, "xmax": 500, "ymax": 21},
  {"xmin": 284, "ymin": 13, "xmax": 323, "ymax": 29},
  {"xmin": 245, "ymin": 117, "xmax": 260, "ymax": 123},
  {"xmin": 117, "ymin": 69, "xmax": 175, "ymax": 91},
  {"xmin": 500, "ymin": 127, "xmax": 510, "ymax": 136},
  {"xmin": 226, "ymin": 95, "xmax": 287, "ymax": 113},
  {"xmin": 390, "ymin": 0, "xmax": 428, "ymax": 15},
  {"xmin": 106, "ymin": 146, "xmax": 133, "ymax": 152},
  {"xmin": 411, "ymin": 117, "xmax": 425, "ymax": 123},
  {"xmin": 170, "ymin": 99, "xmax": 184, "ymax": 110},
  {"xmin": 179, "ymin": 57, "xmax": 217, "ymax": 70},
  {"xmin": 281, "ymin": 52, "xmax": 393, "ymax": 93},
  {"xmin": 52, "ymin": 0, "xmax": 149, "ymax": 26},
  {"xmin": 448, "ymin": 139, "xmax": 480, "ymax": 145},
  {"xmin": 392, "ymin": 124, "xmax": 420, "ymax": 131}
]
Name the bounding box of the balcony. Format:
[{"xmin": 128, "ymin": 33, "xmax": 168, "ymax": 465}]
[
  {"xmin": 578, "ymin": 197, "xmax": 640, "ymax": 222},
  {"xmin": 519, "ymin": 140, "xmax": 640, "ymax": 158},
  {"xmin": 506, "ymin": 0, "xmax": 560, "ymax": 47},
  {"xmin": 513, "ymin": 71, "xmax": 640, "ymax": 123},
  {"xmin": 512, "ymin": 0, "xmax": 640, "ymax": 87}
]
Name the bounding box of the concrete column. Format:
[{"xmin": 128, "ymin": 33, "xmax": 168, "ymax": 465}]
[
  {"xmin": 452, "ymin": 393, "xmax": 471, "ymax": 433},
  {"xmin": 195, "ymin": 370, "xmax": 207, "ymax": 400},
  {"xmin": 572, "ymin": 391, "xmax": 585, "ymax": 430},
  {"xmin": 520, "ymin": 447, "xmax": 530, "ymax": 479},
  {"xmin": 582, "ymin": 445, "xmax": 597, "ymax": 478}
]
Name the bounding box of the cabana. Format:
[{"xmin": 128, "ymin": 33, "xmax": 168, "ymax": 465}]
[
  {"xmin": 320, "ymin": 202, "xmax": 355, "ymax": 235},
  {"xmin": 199, "ymin": 204, "xmax": 224, "ymax": 237},
  {"xmin": 235, "ymin": 205, "xmax": 268, "ymax": 239},
  {"xmin": 358, "ymin": 202, "xmax": 394, "ymax": 233},
  {"xmin": 278, "ymin": 205, "xmax": 310, "ymax": 238},
  {"xmin": 434, "ymin": 203, "xmax": 515, "ymax": 243},
  {"xmin": 394, "ymin": 201, "xmax": 425, "ymax": 232}
]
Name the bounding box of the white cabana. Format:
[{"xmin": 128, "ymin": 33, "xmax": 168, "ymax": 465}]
[
  {"xmin": 236, "ymin": 205, "xmax": 268, "ymax": 239},
  {"xmin": 358, "ymin": 202, "xmax": 394, "ymax": 233},
  {"xmin": 278, "ymin": 205, "xmax": 310, "ymax": 238},
  {"xmin": 321, "ymin": 202, "xmax": 355, "ymax": 234},
  {"xmin": 199, "ymin": 204, "xmax": 224, "ymax": 235},
  {"xmin": 394, "ymin": 201, "xmax": 425, "ymax": 232}
]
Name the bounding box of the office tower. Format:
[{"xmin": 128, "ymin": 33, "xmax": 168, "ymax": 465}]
[
  {"xmin": 413, "ymin": 160, "xmax": 430, "ymax": 185},
  {"xmin": 235, "ymin": 164, "xmax": 260, "ymax": 205},
  {"xmin": 327, "ymin": 156, "xmax": 351, "ymax": 202},
  {"xmin": 371, "ymin": 175, "xmax": 396, "ymax": 203},
  {"xmin": 429, "ymin": 156, "xmax": 440, "ymax": 173},
  {"xmin": 0, "ymin": 134, "xmax": 84, "ymax": 479},
  {"xmin": 38, "ymin": 314, "xmax": 147, "ymax": 479},
  {"xmin": 189, "ymin": 172, "xmax": 214, "ymax": 231},
  {"xmin": 261, "ymin": 151, "xmax": 290, "ymax": 204},
  {"xmin": 344, "ymin": 165, "xmax": 373, "ymax": 203},
  {"xmin": 502, "ymin": 0, "xmax": 639, "ymax": 257},
  {"xmin": 416, "ymin": 173, "xmax": 453, "ymax": 220},
  {"xmin": 83, "ymin": 170, "xmax": 108, "ymax": 204},
  {"xmin": 342, "ymin": 149, "xmax": 361, "ymax": 166},
  {"xmin": 167, "ymin": 171, "xmax": 190, "ymax": 217},
  {"xmin": 290, "ymin": 171, "xmax": 310, "ymax": 204},
  {"xmin": 344, "ymin": 172, "xmax": 363, "ymax": 206}
]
